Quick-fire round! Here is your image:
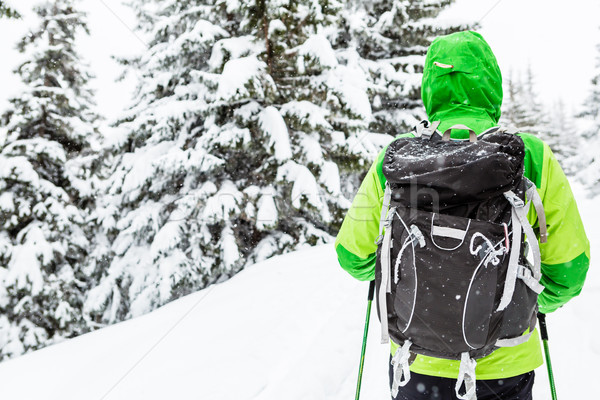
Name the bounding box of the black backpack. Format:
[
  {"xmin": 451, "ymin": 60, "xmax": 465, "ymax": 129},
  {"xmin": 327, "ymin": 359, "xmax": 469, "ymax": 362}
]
[{"xmin": 375, "ymin": 122, "xmax": 547, "ymax": 400}]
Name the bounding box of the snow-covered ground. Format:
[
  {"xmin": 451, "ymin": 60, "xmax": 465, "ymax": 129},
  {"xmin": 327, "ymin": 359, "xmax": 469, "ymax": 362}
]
[{"xmin": 0, "ymin": 185, "xmax": 596, "ymax": 399}]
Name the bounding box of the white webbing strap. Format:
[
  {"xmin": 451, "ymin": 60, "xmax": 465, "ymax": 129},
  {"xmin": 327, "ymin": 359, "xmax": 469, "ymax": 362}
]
[
  {"xmin": 496, "ymin": 330, "xmax": 534, "ymax": 348},
  {"xmin": 497, "ymin": 207, "xmax": 522, "ymax": 311},
  {"xmin": 376, "ymin": 184, "xmax": 392, "ymax": 245},
  {"xmin": 455, "ymin": 352, "xmax": 477, "ymax": 400},
  {"xmin": 498, "ymin": 190, "xmax": 545, "ymax": 311},
  {"xmin": 415, "ymin": 120, "xmax": 427, "ymax": 137},
  {"xmin": 378, "ymin": 205, "xmax": 395, "ymax": 344},
  {"xmin": 512, "ymin": 201, "xmax": 542, "ymax": 280},
  {"xmin": 376, "ymin": 183, "xmax": 393, "ymax": 343},
  {"xmin": 391, "ymin": 340, "xmax": 413, "ymax": 397},
  {"xmin": 525, "ymin": 181, "xmax": 548, "ymax": 243},
  {"xmin": 479, "ymin": 126, "xmax": 500, "ymax": 136},
  {"xmin": 415, "ymin": 120, "xmax": 440, "ymax": 138},
  {"xmin": 517, "ymin": 265, "xmax": 545, "ymax": 294},
  {"xmin": 432, "ymin": 225, "xmax": 468, "ymax": 241},
  {"xmin": 497, "ymin": 126, "xmax": 519, "ymax": 134}
]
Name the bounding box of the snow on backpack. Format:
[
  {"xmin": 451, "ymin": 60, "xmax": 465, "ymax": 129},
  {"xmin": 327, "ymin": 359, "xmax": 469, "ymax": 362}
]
[{"xmin": 375, "ymin": 122, "xmax": 547, "ymax": 400}]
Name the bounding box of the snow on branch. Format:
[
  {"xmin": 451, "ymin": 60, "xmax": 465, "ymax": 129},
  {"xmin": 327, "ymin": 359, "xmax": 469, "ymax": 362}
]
[{"xmin": 258, "ymin": 106, "xmax": 292, "ymax": 161}]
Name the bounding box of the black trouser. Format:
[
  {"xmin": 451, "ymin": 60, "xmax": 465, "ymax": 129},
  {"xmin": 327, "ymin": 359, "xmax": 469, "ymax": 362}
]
[{"xmin": 389, "ymin": 360, "xmax": 535, "ymax": 400}]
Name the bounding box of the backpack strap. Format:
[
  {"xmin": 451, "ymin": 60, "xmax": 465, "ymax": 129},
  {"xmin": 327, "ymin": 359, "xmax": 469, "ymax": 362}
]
[
  {"xmin": 497, "ymin": 193, "xmax": 524, "ymax": 312},
  {"xmin": 497, "ymin": 190, "xmax": 545, "ymax": 312},
  {"xmin": 496, "ymin": 126, "xmax": 520, "ymax": 134},
  {"xmin": 442, "ymin": 125, "xmax": 477, "ymax": 142},
  {"xmin": 479, "ymin": 126, "xmax": 501, "ymax": 136},
  {"xmin": 455, "ymin": 352, "xmax": 477, "ymax": 400},
  {"xmin": 496, "ymin": 313, "xmax": 538, "ymax": 348},
  {"xmin": 525, "ymin": 179, "xmax": 548, "ymax": 243},
  {"xmin": 414, "ymin": 120, "xmax": 440, "ymax": 139},
  {"xmin": 390, "ymin": 340, "xmax": 413, "ymax": 397},
  {"xmin": 377, "ymin": 183, "xmax": 394, "ymax": 343},
  {"xmin": 493, "ymin": 125, "xmax": 548, "ymax": 241},
  {"xmin": 496, "ymin": 330, "xmax": 535, "ymax": 347},
  {"xmin": 376, "ymin": 182, "xmax": 392, "ymax": 246}
]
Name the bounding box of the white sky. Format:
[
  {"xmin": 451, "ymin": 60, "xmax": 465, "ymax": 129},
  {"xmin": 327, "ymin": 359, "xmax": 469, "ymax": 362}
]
[
  {"xmin": 0, "ymin": 0, "xmax": 598, "ymax": 120},
  {"xmin": 0, "ymin": 0, "xmax": 145, "ymax": 120},
  {"xmin": 442, "ymin": 0, "xmax": 600, "ymax": 112}
]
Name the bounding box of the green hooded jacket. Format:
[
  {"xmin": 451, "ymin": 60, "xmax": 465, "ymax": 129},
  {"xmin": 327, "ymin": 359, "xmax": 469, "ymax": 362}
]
[{"xmin": 335, "ymin": 31, "xmax": 590, "ymax": 379}]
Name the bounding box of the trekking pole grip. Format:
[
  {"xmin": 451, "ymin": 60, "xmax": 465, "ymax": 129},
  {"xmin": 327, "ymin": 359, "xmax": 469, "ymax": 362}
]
[
  {"xmin": 538, "ymin": 312, "xmax": 558, "ymax": 400},
  {"xmin": 367, "ymin": 280, "xmax": 375, "ymax": 301},
  {"xmin": 537, "ymin": 312, "xmax": 549, "ymax": 341}
]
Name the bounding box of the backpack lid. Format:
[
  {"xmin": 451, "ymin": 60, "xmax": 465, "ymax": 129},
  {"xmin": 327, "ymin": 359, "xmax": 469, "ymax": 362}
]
[{"xmin": 382, "ymin": 131, "xmax": 525, "ymax": 209}]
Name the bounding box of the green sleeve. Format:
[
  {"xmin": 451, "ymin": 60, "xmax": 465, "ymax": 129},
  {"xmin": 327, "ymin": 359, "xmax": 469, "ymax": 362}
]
[
  {"xmin": 334, "ymin": 149, "xmax": 387, "ymax": 281},
  {"xmin": 534, "ymin": 142, "xmax": 591, "ymax": 313}
]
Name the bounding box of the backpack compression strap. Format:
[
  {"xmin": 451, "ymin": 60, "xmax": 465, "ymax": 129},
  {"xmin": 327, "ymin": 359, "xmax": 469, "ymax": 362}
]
[
  {"xmin": 376, "ymin": 183, "xmax": 394, "ymax": 344},
  {"xmin": 497, "ymin": 189, "xmax": 546, "ymax": 313},
  {"xmin": 498, "ymin": 191, "xmax": 544, "ymax": 308},
  {"xmin": 525, "ymin": 179, "xmax": 548, "ymax": 243}
]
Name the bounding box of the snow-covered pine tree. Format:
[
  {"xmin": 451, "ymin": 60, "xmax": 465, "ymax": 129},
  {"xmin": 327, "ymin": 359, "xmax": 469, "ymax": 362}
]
[
  {"xmin": 339, "ymin": 0, "xmax": 470, "ymax": 136},
  {"xmin": 543, "ymin": 99, "xmax": 579, "ymax": 175},
  {"xmin": 501, "ymin": 72, "xmax": 527, "ymax": 129},
  {"xmin": 86, "ymin": 0, "xmax": 466, "ymax": 324},
  {"xmin": 84, "ymin": 0, "xmax": 380, "ymax": 325},
  {"xmin": 576, "ymin": 40, "xmax": 600, "ymax": 195},
  {"xmin": 521, "ymin": 66, "xmax": 547, "ymax": 133},
  {"xmin": 0, "ymin": 1, "xmax": 20, "ymax": 19},
  {"xmin": 0, "ymin": 0, "xmax": 98, "ymax": 360},
  {"xmin": 500, "ymin": 67, "xmax": 547, "ymax": 135},
  {"xmin": 84, "ymin": 0, "xmax": 466, "ymax": 326}
]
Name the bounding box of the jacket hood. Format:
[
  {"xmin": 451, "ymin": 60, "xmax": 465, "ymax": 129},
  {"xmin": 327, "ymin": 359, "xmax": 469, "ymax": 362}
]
[{"xmin": 421, "ymin": 31, "xmax": 503, "ymax": 135}]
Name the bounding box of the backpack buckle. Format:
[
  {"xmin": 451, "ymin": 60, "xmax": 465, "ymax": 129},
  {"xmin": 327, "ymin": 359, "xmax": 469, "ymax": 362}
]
[
  {"xmin": 415, "ymin": 120, "xmax": 440, "ymax": 139},
  {"xmin": 503, "ymin": 191, "xmax": 524, "ymax": 208}
]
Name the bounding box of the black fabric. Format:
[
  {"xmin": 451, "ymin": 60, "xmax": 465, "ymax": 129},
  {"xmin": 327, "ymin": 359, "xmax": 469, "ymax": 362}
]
[
  {"xmin": 382, "ymin": 132, "xmax": 525, "ymax": 222},
  {"xmin": 388, "ymin": 364, "xmax": 535, "ymax": 400},
  {"xmin": 375, "ymin": 130, "xmax": 540, "ymax": 362},
  {"xmin": 382, "ymin": 206, "xmax": 508, "ymax": 359}
]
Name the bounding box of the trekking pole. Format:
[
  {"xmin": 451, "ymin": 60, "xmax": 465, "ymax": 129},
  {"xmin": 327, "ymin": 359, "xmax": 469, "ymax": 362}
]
[
  {"xmin": 355, "ymin": 280, "xmax": 376, "ymax": 400},
  {"xmin": 537, "ymin": 313, "xmax": 558, "ymax": 400}
]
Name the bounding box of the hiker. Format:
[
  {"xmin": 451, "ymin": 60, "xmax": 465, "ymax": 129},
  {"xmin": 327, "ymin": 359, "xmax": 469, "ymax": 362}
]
[{"xmin": 335, "ymin": 31, "xmax": 590, "ymax": 399}]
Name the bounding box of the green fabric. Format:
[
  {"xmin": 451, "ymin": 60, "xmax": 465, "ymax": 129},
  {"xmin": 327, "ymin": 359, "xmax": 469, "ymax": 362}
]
[
  {"xmin": 422, "ymin": 31, "xmax": 502, "ymax": 139},
  {"xmin": 335, "ymin": 31, "xmax": 590, "ymax": 380},
  {"xmin": 539, "ymin": 253, "xmax": 590, "ymax": 313},
  {"xmin": 336, "ymin": 244, "xmax": 376, "ymax": 281},
  {"xmin": 519, "ymin": 133, "xmax": 545, "ymax": 189},
  {"xmin": 393, "ymin": 328, "xmax": 544, "ymax": 380}
]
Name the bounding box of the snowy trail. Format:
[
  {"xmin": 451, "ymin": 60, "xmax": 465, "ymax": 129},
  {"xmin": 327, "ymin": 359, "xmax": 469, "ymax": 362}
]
[{"xmin": 0, "ymin": 187, "xmax": 596, "ymax": 399}]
